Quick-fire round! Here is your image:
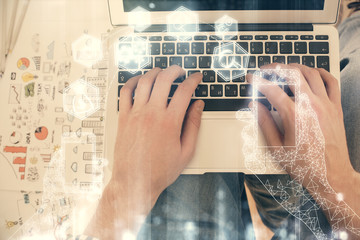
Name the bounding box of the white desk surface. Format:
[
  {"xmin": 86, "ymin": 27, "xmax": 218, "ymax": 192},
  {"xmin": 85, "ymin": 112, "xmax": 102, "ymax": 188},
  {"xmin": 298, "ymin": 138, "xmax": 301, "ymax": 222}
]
[{"xmin": 0, "ymin": 0, "xmax": 116, "ymax": 238}]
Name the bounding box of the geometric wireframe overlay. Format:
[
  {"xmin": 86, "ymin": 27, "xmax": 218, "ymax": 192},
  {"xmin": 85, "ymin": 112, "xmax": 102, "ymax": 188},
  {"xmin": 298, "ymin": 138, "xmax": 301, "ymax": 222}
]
[
  {"xmin": 128, "ymin": 6, "xmax": 151, "ymax": 32},
  {"xmin": 116, "ymin": 36, "xmax": 151, "ymax": 73},
  {"xmin": 212, "ymin": 43, "xmax": 249, "ymax": 82},
  {"xmin": 9, "ymin": 132, "xmax": 105, "ymax": 239},
  {"xmin": 167, "ymin": 6, "xmax": 199, "ymax": 41},
  {"xmin": 215, "ymin": 15, "xmax": 238, "ymax": 36},
  {"xmin": 71, "ymin": 34, "xmax": 103, "ymax": 68},
  {"xmin": 241, "ymin": 69, "xmax": 360, "ymax": 239},
  {"xmin": 63, "ymin": 79, "xmax": 101, "ymax": 120}
]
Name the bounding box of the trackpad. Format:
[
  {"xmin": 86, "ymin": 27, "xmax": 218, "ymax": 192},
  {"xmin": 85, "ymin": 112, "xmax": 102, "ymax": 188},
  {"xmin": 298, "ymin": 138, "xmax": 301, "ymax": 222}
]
[{"xmin": 185, "ymin": 119, "xmax": 247, "ymax": 171}]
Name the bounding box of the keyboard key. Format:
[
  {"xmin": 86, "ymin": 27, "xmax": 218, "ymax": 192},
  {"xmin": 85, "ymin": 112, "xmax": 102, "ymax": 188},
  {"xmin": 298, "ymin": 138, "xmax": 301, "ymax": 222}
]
[
  {"xmin": 287, "ymin": 56, "xmax": 300, "ymax": 64},
  {"xmin": 225, "ymin": 35, "xmax": 238, "ymax": 40},
  {"xmin": 162, "ymin": 43, "xmax": 175, "ymax": 55},
  {"xmin": 317, "ymin": 56, "xmax": 330, "ymax": 72},
  {"xmin": 221, "ymin": 42, "xmax": 234, "ymax": 54},
  {"xmin": 280, "ymin": 42, "xmax": 292, "ymax": 54},
  {"xmin": 258, "ymin": 56, "xmax": 271, "ymax": 68},
  {"xmin": 118, "ymin": 71, "xmax": 141, "ymax": 83},
  {"xmin": 141, "ymin": 57, "xmax": 153, "ymax": 69},
  {"xmin": 118, "ymin": 85, "xmax": 123, "ymax": 97},
  {"xmin": 177, "ymin": 42, "xmax": 190, "ymax": 54},
  {"xmin": 258, "ymin": 99, "xmax": 271, "ymax": 110},
  {"xmin": 213, "ymin": 56, "xmax": 226, "ymax": 68},
  {"xmin": 315, "ymin": 35, "xmax": 329, "ymax": 40},
  {"xmin": 255, "ymin": 35, "xmax": 268, "ymax": 40},
  {"xmin": 302, "ymin": 56, "xmax": 315, "ymax": 68},
  {"xmin": 240, "ymin": 84, "xmax": 252, "ymax": 97},
  {"xmin": 225, "ymin": 85, "xmax": 238, "ymax": 97},
  {"xmin": 184, "ymin": 56, "xmax": 197, "ymax": 68},
  {"xmin": 188, "ymin": 70, "xmax": 201, "ymax": 76},
  {"xmin": 270, "ymin": 35, "xmax": 283, "ymax": 40},
  {"xmin": 309, "ymin": 42, "xmax": 329, "ymax": 54},
  {"xmin": 164, "ymin": 36, "xmax": 177, "ymax": 41},
  {"xmin": 149, "ymin": 36, "xmax": 162, "ymax": 41},
  {"xmin": 217, "ymin": 70, "xmax": 230, "ymax": 82},
  {"xmin": 294, "ymin": 42, "xmax": 307, "ymax": 54},
  {"xmin": 300, "ymin": 35, "xmax": 313, "ymax": 40},
  {"xmin": 240, "ymin": 35, "xmax": 253, "ymax": 40},
  {"xmin": 236, "ymin": 42, "xmax": 249, "ymax": 53},
  {"xmin": 195, "ymin": 85, "xmax": 208, "ymax": 97},
  {"xmin": 284, "ymin": 85, "xmax": 294, "ymax": 96},
  {"xmin": 190, "ymin": 99, "xmax": 251, "ymax": 111},
  {"xmin": 119, "ymin": 36, "xmax": 132, "ymax": 41},
  {"xmin": 232, "ymin": 70, "xmax": 246, "ymax": 82},
  {"xmin": 150, "ymin": 43, "xmax": 161, "ymax": 55},
  {"xmin": 228, "ymin": 56, "xmax": 241, "ymax": 68},
  {"xmin": 265, "ymin": 42, "xmax": 278, "ymax": 54},
  {"xmin": 155, "ymin": 57, "xmax": 168, "ymax": 69},
  {"xmin": 174, "ymin": 75, "xmax": 186, "ymax": 83},
  {"xmin": 246, "ymin": 56, "xmax": 256, "ymax": 68},
  {"xmin": 285, "ymin": 35, "xmax": 298, "ymax": 40},
  {"xmin": 250, "ymin": 42, "xmax": 263, "ymax": 54},
  {"xmin": 206, "ymin": 42, "xmax": 219, "ymax": 54},
  {"xmin": 192, "ymin": 42, "xmax": 205, "ymax": 54},
  {"xmin": 169, "ymin": 85, "xmax": 178, "ymax": 97},
  {"xmin": 210, "ymin": 35, "xmax": 222, "ymax": 40},
  {"xmin": 210, "ymin": 85, "xmax": 223, "ymax": 97},
  {"xmin": 199, "ymin": 56, "xmax": 212, "ymax": 68},
  {"xmin": 194, "ymin": 35, "xmax": 207, "ymax": 40},
  {"xmin": 203, "ymin": 70, "xmax": 216, "ymax": 82},
  {"xmin": 273, "ymin": 56, "xmax": 285, "ymax": 64},
  {"xmin": 169, "ymin": 57, "xmax": 182, "ymax": 67}
]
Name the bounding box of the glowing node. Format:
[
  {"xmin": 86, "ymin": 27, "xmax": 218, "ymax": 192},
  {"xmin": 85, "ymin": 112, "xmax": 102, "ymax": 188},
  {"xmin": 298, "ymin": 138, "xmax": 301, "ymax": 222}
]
[
  {"xmin": 116, "ymin": 36, "xmax": 151, "ymax": 73},
  {"xmin": 215, "ymin": 15, "xmax": 238, "ymax": 36},
  {"xmin": 185, "ymin": 221, "xmax": 196, "ymax": 231},
  {"xmin": 122, "ymin": 230, "xmax": 136, "ymax": 240},
  {"xmin": 339, "ymin": 231, "xmax": 349, "ymax": 240},
  {"xmin": 149, "ymin": 3, "xmax": 155, "ymax": 9},
  {"xmin": 128, "ymin": 6, "xmax": 151, "ymax": 32},
  {"xmin": 63, "ymin": 79, "xmax": 100, "ymax": 120},
  {"xmin": 71, "ymin": 34, "xmax": 103, "ymax": 68},
  {"xmin": 336, "ymin": 193, "xmax": 344, "ymax": 202},
  {"xmin": 167, "ymin": 6, "xmax": 199, "ymax": 41}
]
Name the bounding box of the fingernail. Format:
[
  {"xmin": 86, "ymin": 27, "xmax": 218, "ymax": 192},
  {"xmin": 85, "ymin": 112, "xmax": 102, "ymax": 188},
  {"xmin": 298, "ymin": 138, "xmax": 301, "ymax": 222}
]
[{"xmin": 197, "ymin": 100, "xmax": 205, "ymax": 112}]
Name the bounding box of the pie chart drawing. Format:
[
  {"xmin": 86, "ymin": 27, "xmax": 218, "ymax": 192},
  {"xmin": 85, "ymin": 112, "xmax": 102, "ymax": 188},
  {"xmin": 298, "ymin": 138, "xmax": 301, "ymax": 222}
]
[
  {"xmin": 35, "ymin": 126, "xmax": 48, "ymax": 140},
  {"xmin": 17, "ymin": 57, "xmax": 30, "ymax": 70}
]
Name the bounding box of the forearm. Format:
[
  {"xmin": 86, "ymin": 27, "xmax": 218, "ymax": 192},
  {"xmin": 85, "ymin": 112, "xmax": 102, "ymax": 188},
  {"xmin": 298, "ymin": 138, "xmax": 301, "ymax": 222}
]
[
  {"xmin": 304, "ymin": 154, "xmax": 360, "ymax": 238},
  {"xmin": 84, "ymin": 182, "xmax": 159, "ymax": 240}
]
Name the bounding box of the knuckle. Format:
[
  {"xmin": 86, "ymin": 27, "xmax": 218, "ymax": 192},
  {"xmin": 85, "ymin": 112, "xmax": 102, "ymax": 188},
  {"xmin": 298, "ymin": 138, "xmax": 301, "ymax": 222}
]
[{"xmin": 120, "ymin": 85, "xmax": 133, "ymax": 95}]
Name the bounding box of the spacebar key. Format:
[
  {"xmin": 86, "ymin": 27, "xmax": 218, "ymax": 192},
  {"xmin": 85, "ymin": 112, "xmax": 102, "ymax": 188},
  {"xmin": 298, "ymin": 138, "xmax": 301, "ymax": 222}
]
[{"xmin": 190, "ymin": 99, "xmax": 251, "ymax": 111}]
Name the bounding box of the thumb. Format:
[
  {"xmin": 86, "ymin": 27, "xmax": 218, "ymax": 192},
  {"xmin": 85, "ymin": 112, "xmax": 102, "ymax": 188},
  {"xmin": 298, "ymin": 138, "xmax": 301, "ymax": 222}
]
[
  {"xmin": 180, "ymin": 100, "xmax": 205, "ymax": 161},
  {"xmin": 250, "ymin": 101, "xmax": 283, "ymax": 147}
]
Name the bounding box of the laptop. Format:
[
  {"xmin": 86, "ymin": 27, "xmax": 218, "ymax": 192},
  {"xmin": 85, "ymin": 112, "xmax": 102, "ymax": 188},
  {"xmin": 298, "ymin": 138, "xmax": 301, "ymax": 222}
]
[{"xmin": 104, "ymin": 0, "xmax": 341, "ymax": 175}]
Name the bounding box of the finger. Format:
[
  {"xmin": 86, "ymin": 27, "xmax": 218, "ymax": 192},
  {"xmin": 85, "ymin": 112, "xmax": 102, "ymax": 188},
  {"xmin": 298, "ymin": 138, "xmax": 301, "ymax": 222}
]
[
  {"xmin": 247, "ymin": 73, "xmax": 294, "ymax": 115},
  {"xmin": 168, "ymin": 72, "xmax": 202, "ymax": 121},
  {"xmin": 289, "ymin": 63, "xmax": 328, "ymax": 98},
  {"xmin": 247, "ymin": 74, "xmax": 295, "ymax": 137},
  {"xmin": 149, "ymin": 65, "xmax": 185, "ymax": 107},
  {"xmin": 250, "ymin": 101, "xmax": 283, "ymax": 147},
  {"xmin": 118, "ymin": 75, "xmax": 142, "ymax": 113},
  {"xmin": 133, "ymin": 67, "xmax": 162, "ymax": 108},
  {"xmin": 316, "ymin": 68, "xmax": 341, "ymax": 106},
  {"xmin": 260, "ymin": 63, "xmax": 313, "ymax": 97},
  {"xmin": 180, "ymin": 100, "xmax": 205, "ymax": 162}
]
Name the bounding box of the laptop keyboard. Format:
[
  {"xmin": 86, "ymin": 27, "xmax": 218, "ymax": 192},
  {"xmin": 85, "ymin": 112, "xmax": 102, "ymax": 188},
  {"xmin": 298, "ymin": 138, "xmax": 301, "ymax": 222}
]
[{"xmin": 117, "ymin": 33, "xmax": 330, "ymax": 111}]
